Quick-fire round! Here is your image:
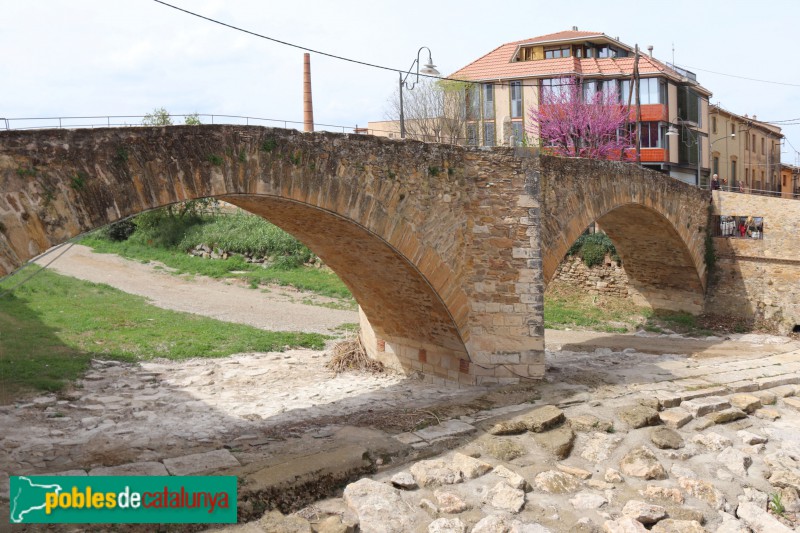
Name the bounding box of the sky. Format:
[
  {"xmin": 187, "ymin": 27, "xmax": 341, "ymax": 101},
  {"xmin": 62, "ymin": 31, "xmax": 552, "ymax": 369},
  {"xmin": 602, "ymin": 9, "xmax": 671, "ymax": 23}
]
[{"xmin": 2, "ymin": 0, "xmax": 800, "ymax": 163}]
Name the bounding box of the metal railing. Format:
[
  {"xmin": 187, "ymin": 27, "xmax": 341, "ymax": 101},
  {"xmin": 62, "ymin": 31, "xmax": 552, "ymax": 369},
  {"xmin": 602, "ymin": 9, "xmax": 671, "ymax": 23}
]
[
  {"xmin": 0, "ymin": 114, "xmax": 360, "ymax": 134},
  {"xmin": 704, "ymin": 183, "xmax": 799, "ymax": 200}
]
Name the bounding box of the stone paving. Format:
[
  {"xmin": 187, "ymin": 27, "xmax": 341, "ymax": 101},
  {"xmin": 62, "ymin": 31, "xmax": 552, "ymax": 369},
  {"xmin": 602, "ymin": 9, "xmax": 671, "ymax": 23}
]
[
  {"xmin": 2, "ymin": 336, "xmax": 800, "ymax": 532},
  {"xmin": 207, "ymin": 339, "xmax": 800, "ymax": 533}
]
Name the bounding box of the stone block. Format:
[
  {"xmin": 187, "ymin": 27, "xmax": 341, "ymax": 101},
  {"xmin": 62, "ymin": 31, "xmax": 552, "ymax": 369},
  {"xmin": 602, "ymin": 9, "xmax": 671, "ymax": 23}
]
[
  {"xmin": 681, "ymin": 396, "xmax": 730, "ymax": 417},
  {"xmin": 89, "ymin": 461, "xmax": 168, "ymax": 476},
  {"xmin": 163, "ymin": 449, "xmax": 240, "ymax": 476},
  {"xmin": 659, "ymin": 408, "xmax": 692, "ymax": 429},
  {"xmin": 413, "ymin": 420, "xmax": 476, "ymax": 442}
]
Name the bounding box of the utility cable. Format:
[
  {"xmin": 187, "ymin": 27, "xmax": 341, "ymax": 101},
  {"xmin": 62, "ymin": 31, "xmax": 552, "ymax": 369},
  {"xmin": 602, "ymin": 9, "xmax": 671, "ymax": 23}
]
[{"xmin": 673, "ymin": 63, "xmax": 800, "ymax": 88}]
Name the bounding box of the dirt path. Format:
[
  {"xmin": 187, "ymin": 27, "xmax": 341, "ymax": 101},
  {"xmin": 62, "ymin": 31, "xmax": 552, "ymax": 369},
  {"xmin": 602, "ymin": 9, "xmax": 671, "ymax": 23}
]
[{"xmin": 37, "ymin": 244, "xmax": 359, "ymax": 335}]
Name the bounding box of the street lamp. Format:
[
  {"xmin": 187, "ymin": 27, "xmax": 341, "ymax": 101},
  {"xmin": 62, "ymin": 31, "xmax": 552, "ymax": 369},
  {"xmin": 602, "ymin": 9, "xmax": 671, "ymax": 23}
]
[
  {"xmin": 710, "ymin": 133, "xmax": 736, "ymax": 190},
  {"xmin": 399, "ymin": 47, "xmax": 441, "ymax": 139}
]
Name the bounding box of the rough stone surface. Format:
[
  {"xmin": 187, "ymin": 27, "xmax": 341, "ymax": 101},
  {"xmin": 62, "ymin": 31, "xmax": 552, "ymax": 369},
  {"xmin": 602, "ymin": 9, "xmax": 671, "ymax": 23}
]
[
  {"xmin": 769, "ymin": 469, "xmax": 800, "ymax": 492},
  {"xmin": 570, "ymin": 414, "xmax": 614, "ymax": 433},
  {"xmin": 434, "ymin": 490, "xmax": 469, "ymax": 514},
  {"xmin": 658, "ymin": 408, "xmax": 693, "ymax": 429},
  {"xmin": 428, "ymin": 518, "xmax": 467, "ymax": 533},
  {"xmin": 602, "ymin": 517, "xmax": 648, "ymax": 532},
  {"xmin": 414, "ymin": 420, "xmax": 476, "ymax": 442},
  {"xmin": 737, "ymin": 430, "xmax": 768, "ymax": 445},
  {"xmin": 534, "ymin": 470, "xmax": 581, "ymax": 493},
  {"xmin": 257, "ymin": 511, "xmax": 313, "ymax": 533},
  {"xmin": 640, "ymin": 485, "xmax": 684, "ymax": 504},
  {"xmin": 681, "ymin": 397, "xmax": 731, "ymax": 417},
  {"xmin": 451, "ymin": 452, "xmax": 492, "ymax": 479},
  {"xmin": 605, "ymin": 468, "xmax": 624, "ymax": 483},
  {"xmin": 533, "ymin": 425, "xmax": 575, "ymax": 459},
  {"xmin": 707, "ymin": 407, "xmax": 748, "ymax": 425},
  {"xmin": 482, "ymin": 438, "xmax": 526, "ymax": 461},
  {"xmin": 716, "ymin": 447, "xmax": 752, "ymax": 476},
  {"xmin": 162, "ymin": 449, "xmax": 240, "ymax": 476},
  {"xmin": 487, "ymin": 420, "xmax": 528, "ymax": 435},
  {"xmin": 729, "ymin": 394, "xmax": 762, "ymax": 413},
  {"xmin": 621, "ymin": 500, "xmax": 667, "ymax": 525},
  {"xmin": 410, "ymin": 459, "xmax": 464, "ymax": 487},
  {"xmin": 650, "ymin": 427, "xmax": 684, "ymax": 449},
  {"xmin": 523, "ymin": 405, "xmax": 566, "ymax": 432},
  {"xmin": 390, "ymin": 471, "xmax": 417, "ymax": 490},
  {"xmin": 678, "ymin": 477, "xmax": 726, "ymax": 509},
  {"xmin": 618, "ymin": 405, "xmax": 661, "ymax": 429},
  {"xmin": 342, "ymin": 478, "xmax": 413, "ymax": 533},
  {"xmin": 88, "ymin": 461, "xmax": 168, "ymax": 476},
  {"xmin": 650, "ymin": 519, "xmax": 706, "ymax": 533},
  {"xmin": 569, "ymin": 491, "xmax": 608, "ymax": 510},
  {"xmin": 581, "ymin": 432, "xmax": 624, "ymax": 462},
  {"xmin": 619, "ymin": 446, "xmax": 667, "ymax": 480},
  {"xmin": 493, "ymin": 465, "xmax": 527, "ymax": 490},
  {"xmin": 691, "ymin": 432, "xmax": 733, "ymax": 451},
  {"xmin": 556, "ymin": 464, "xmax": 592, "ymax": 479},
  {"xmin": 485, "ymin": 481, "xmax": 525, "ymax": 513},
  {"xmin": 736, "ymin": 501, "xmax": 795, "ymax": 532}
]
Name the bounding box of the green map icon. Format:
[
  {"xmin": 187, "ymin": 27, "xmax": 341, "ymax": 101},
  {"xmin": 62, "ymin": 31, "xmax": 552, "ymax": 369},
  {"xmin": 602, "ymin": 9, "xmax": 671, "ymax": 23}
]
[{"xmin": 10, "ymin": 476, "xmax": 63, "ymax": 523}]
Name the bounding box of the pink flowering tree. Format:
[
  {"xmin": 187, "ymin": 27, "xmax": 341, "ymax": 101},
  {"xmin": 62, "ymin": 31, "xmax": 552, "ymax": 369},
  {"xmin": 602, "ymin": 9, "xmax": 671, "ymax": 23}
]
[{"xmin": 529, "ymin": 78, "xmax": 633, "ymax": 160}]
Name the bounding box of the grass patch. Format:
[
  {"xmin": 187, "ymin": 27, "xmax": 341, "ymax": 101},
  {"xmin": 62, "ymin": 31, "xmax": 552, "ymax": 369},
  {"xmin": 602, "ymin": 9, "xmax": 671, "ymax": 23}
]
[
  {"xmin": 544, "ymin": 282, "xmax": 651, "ymax": 332},
  {"xmin": 333, "ymin": 323, "xmax": 360, "ymax": 334},
  {"xmin": 0, "ymin": 269, "xmax": 328, "ymax": 398},
  {"xmin": 81, "ymin": 235, "xmax": 352, "ymax": 299}
]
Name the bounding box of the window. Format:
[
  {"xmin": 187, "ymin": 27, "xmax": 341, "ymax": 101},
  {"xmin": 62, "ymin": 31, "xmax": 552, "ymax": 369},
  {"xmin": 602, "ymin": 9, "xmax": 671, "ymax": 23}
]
[
  {"xmin": 731, "ymin": 123, "xmax": 735, "ymax": 136},
  {"xmin": 677, "ymin": 86, "xmax": 699, "ymax": 123},
  {"xmin": 483, "ymin": 84, "xmax": 494, "ymax": 119},
  {"xmin": 713, "ymin": 156, "xmax": 719, "ymax": 176},
  {"xmin": 619, "ymin": 79, "xmax": 631, "ymax": 104},
  {"xmin": 639, "ymin": 78, "xmax": 664, "ymax": 105},
  {"xmin": 731, "ymin": 160, "xmax": 737, "ymax": 185},
  {"xmin": 466, "ymin": 84, "xmax": 480, "ymax": 121},
  {"xmin": 752, "ymin": 134, "xmax": 756, "ymax": 151},
  {"xmin": 583, "ymin": 80, "xmax": 597, "ymax": 101},
  {"xmin": 544, "ymin": 46, "xmax": 570, "ymax": 59},
  {"xmin": 511, "ymin": 121, "xmax": 524, "ymax": 146},
  {"xmin": 712, "ymin": 116, "xmax": 717, "ymax": 134},
  {"xmin": 761, "ymin": 138, "xmax": 765, "ymax": 155},
  {"xmin": 745, "ymin": 133, "xmax": 750, "ymax": 151},
  {"xmin": 483, "ymin": 122, "xmax": 496, "ymax": 147},
  {"xmin": 510, "ymin": 81, "xmax": 522, "ymax": 118},
  {"xmin": 640, "ymin": 122, "xmax": 667, "ymax": 148},
  {"xmin": 466, "ymin": 123, "xmax": 478, "ymax": 146},
  {"xmin": 597, "ymin": 46, "xmax": 614, "ymax": 58},
  {"xmin": 541, "ymin": 78, "xmax": 566, "ymax": 99}
]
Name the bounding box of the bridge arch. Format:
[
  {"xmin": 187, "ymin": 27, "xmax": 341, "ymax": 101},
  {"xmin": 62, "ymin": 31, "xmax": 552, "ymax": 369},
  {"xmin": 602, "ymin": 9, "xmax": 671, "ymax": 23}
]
[
  {"xmin": 538, "ymin": 156, "xmax": 710, "ymax": 313},
  {"xmin": 1, "ymin": 126, "xmax": 547, "ymax": 385}
]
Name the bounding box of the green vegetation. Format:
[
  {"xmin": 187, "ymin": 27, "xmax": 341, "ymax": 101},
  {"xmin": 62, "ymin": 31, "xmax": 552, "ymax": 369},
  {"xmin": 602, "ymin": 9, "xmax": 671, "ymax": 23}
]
[
  {"xmin": 567, "ymin": 232, "xmax": 619, "ymax": 267},
  {"xmin": 208, "ymin": 154, "xmax": 224, "ymax": 166},
  {"xmin": 770, "ymin": 492, "xmax": 785, "ymax": 516},
  {"xmin": 545, "ymin": 284, "xmax": 644, "ymax": 333},
  {"xmin": 83, "ymin": 208, "xmax": 352, "ymax": 300},
  {"xmin": 545, "ymin": 283, "xmax": 726, "ymax": 336},
  {"xmin": 0, "ymin": 269, "xmax": 327, "ymax": 398}
]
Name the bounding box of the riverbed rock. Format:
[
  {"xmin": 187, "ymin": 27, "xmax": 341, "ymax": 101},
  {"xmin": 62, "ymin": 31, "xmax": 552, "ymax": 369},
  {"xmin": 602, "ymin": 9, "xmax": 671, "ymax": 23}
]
[
  {"xmin": 621, "ymin": 500, "xmax": 667, "ymax": 525},
  {"xmin": 343, "ymin": 478, "xmax": 414, "ymax": 533},
  {"xmin": 650, "ymin": 427, "xmax": 684, "ymax": 449},
  {"xmin": 534, "ymin": 470, "xmax": 581, "ymax": 493},
  {"xmin": 410, "ymin": 459, "xmax": 463, "ymax": 487},
  {"xmin": 533, "ymin": 426, "xmax": 575, "ymax": 459},
  {"xmin": 619, "ymin": 447, "xmax": 667, "ymax": 480},
  {"xmin": 522, "ymin": 405, "xmax": 566, "ymax": 432},
  {"xmin": 451, "ymin": 452, "xmax": 491, "ymax": 479},
  {"xmin": 485, "ymin": 482, "xmax": 525, "ymax": 513},
  {"xmin": 619, "ymin": 405, "xmax": 660, "ymax": 429}
]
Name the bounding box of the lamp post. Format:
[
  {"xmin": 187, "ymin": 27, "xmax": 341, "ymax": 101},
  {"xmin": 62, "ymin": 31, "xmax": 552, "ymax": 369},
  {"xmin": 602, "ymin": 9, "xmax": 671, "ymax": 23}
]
[
  {"xmin": 399, "ymin": 47, "xmax": 441, "ymax": 139},
  {"xmin": 710, "ymin": 133, "xmax": 736, "ymax": 190},
  {"xmin": 666, "ymin": 120, "xmax": 701, "ymax": 187}
]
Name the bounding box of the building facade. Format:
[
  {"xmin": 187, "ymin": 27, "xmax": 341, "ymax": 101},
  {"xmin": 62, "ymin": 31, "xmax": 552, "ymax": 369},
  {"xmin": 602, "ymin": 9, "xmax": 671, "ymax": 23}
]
[
  {"xmin": 709, "ymin": 105, "xmax": 783, "ymax": 194},
  {"xmin": 780, "ymin": 163, "xmax": 800, "ymax": 199},
  {"xmin": 449, "ymin": 29, "xmax": 713, "ymax": 186}
]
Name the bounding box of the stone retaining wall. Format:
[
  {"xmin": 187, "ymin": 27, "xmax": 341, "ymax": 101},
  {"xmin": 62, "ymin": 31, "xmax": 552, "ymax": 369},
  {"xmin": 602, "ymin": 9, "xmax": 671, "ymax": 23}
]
[{"xmin": 551, "ymin": 254, "xmax": 631, "ymax": 298}]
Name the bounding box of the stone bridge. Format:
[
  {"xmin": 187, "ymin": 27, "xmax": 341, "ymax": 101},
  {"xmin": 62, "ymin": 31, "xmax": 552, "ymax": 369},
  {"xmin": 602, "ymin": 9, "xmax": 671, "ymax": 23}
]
[{"xmin": 0, "ymin": 126, "xmax": 711, "ymax": 385}]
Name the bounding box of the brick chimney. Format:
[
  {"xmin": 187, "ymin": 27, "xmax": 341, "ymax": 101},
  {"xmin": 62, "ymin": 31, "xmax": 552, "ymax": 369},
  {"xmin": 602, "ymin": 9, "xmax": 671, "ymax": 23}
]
[{"xmin": 303, "ymin": 53, "xmax": 314, "ymax": 133}]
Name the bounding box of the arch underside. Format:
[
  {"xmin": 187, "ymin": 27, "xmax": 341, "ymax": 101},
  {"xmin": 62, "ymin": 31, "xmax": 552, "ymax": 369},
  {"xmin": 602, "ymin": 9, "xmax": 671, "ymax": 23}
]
[
  {"xmin": 222, "ymin": 194, "xmax": 469, "ymax": 357},
  {"xmin": 551, "ymin": 204, "xmax": 705, "ymax": 313}
]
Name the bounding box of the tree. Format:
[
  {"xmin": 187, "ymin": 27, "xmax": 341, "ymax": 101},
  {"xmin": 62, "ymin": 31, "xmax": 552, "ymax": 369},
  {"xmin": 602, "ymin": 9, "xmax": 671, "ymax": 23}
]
[
  {"xmin": 529, "ymin": 78, "xmax": 633, "ymax": 160},
  {"xmin": 141, "ymin": 108, "xmax": 202, "ymax": 126},
  {"xmin": 142, "ymin": 107, "xmax": 173, "ymax": 126},
  {"xmin": 385, "ymin": 79, "xmax": 468, "ymax": 144}
]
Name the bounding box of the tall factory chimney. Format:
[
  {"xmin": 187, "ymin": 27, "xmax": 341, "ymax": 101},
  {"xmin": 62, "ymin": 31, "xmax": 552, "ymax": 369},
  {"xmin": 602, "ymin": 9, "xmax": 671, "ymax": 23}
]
[{"xmin": 303, "ymin": 53, "xmax": 314, "ymax": 133}]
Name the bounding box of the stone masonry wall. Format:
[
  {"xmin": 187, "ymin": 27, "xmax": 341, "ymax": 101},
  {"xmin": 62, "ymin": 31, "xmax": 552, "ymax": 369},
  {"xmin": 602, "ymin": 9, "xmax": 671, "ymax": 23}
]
[
  {"xmin": 551, "ymin": 254, "xmax": 632, "ymax": 298},
  {"xmin": 708, "ymin": 191, "xmax": 800, "ymax": 333}
]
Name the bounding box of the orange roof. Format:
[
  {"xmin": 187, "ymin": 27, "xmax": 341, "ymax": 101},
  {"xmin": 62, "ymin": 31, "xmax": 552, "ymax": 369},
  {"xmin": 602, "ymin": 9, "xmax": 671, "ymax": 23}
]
[{"xmin": 450, "ymin": 31, "xmax": 711, "ymax": 95}]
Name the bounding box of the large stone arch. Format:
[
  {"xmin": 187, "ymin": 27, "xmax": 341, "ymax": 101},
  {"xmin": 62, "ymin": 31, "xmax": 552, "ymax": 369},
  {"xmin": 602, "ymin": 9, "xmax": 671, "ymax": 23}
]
[
  {"xmin": 538, "ymin": 155, "xmax": 710, "ymax": 313},
  {"xmin": 0, "ymin": 126, "xmax": 547, "ymax": 385}
]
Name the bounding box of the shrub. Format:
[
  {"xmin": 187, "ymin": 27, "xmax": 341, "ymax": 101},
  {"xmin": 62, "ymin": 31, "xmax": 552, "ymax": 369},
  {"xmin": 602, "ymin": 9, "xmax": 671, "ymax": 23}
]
[
  {"xmin": 104, "ymin": 219, "xmax": 136, "ymax": 241},
  {"xmin": 567, "ymin": 232, "xmax": 619, "ymax": 267}
]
